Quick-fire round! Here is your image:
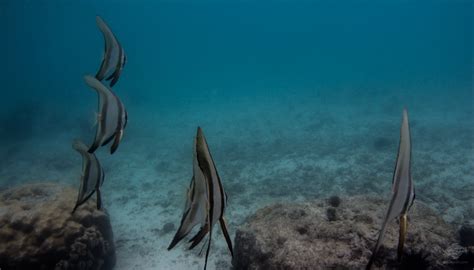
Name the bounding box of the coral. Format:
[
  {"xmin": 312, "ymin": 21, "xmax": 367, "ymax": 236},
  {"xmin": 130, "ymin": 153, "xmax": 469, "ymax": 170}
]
[
  {"xmin": 233, "ymin": 196, "xmax": 464, "ymax": 269},
  {"xmin": 0, "ymin": 183, "xmax": 115, "ymax": 270}
]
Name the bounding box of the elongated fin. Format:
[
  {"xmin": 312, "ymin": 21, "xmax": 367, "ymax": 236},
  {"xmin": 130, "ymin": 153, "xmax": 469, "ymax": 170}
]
[
  {"xmin": 366, "ymin": 214, "xmax": 390, "ymax": 270},
  {"xmin": 188, "ymin": 224, "xmax": 209, "ymax": 250},
  {"xmin": 203, "ymin": 218, "xmax": 213, "ymax": 270},
  {"xmin": 169, "ymin": 169, "xmax": 208, "ymax": 250},
  {"xmin": 168, "ymin": 208, "xmax": 192, "ymax": 250},
  {"xmin": 72, "ymin": 190, "xmax": 95, "ymax": 214},
  {"xmin": 219, "ymin": 217, "xmax": 233, "ymax": 257},
  {"xmin": 398, "ymin": 214, "xmax": 408, "ymax": 261}
]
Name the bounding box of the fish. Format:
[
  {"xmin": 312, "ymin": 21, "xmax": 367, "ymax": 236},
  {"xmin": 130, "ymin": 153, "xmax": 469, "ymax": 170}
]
[
  {"xmin": 84, "ymin": 75, "xmax": 127, "ymax": 154},
  {"xmin": 95, "ymin": 16, "xmax": 126, "ymax": 87},
  {"xmin": 168, "ymin": 127, "xmax": 233, "ymax": 270},
  {"xmin": 366, "ymin": 108, "xmax": 415, "ymax": 269},
  {"xmin": 71, "ymin": 139, "xmax": 105, "ymax": 213}
]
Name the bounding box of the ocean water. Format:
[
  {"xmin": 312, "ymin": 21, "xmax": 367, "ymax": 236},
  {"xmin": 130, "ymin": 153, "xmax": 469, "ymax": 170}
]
[{"xmin": 1, "ymin": 0, "xmax": 472, "ymax": 269}]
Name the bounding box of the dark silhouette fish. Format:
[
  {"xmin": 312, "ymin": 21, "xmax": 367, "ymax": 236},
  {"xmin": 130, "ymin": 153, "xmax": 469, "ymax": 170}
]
[
  {"xmin": 366, "ymin": 108, "xmax": 415, "ymax": 269},
  {"xmin": 71, "ymin": 139, "xmax": 105, "ymax": 213},
  {"xmin": 168, "ymin": 127, "xmax": 233, "ymax": 270},
  {"xmin": 84, "ymin": 75, "xmax": 127, "ymax": 154},
  {"xmin": 95, "ymin": 16, "xmax": 126, "ymax": 87}
]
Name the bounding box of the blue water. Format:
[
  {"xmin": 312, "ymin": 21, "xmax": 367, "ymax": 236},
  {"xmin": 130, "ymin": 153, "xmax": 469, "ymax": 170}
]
[{"xmin": 1, "ymin": 0, "xmax": 472, "ymax": 269}]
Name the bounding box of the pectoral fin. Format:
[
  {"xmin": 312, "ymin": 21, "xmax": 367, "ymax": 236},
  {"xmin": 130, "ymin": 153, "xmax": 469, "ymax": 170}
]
[{"xmin": 90, "ymin": 112, "xmax": 101, "ymax": 128}]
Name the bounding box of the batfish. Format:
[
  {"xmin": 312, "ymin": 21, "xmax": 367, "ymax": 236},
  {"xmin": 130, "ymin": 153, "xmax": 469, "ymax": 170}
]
[
  {"xmin": 84, "ymin": 75, "xmax": 127, "ymax": 154},
  {"xmin": 95, "ymin": 16, "xmax": 126, "ymax": 87},
  {"xmin": 168, "ymin": 127, "xmax": 233, "ymax": 270},
  {"xmin": 71, "ymin": 139, "xmax": 105, "ymax": 213},
  {"xmin": 366, "ymin": 108, "xmax": 415, "ymax": 269}
]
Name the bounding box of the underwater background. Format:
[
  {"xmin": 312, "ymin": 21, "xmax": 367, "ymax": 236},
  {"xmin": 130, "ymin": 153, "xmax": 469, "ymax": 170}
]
[{"xmin": 1, "ymin": 0, "xmax": 472, "ymax": 269}]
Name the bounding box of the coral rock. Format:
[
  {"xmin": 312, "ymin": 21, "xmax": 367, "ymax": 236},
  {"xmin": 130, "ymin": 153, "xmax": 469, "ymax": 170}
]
[
  {"xmin": 233, "ymin": 196, "xmax": 466, "ymax": 270},
  {"xmin": 0, "ymin": 183, "xmax": 115, "ymax": 270}
]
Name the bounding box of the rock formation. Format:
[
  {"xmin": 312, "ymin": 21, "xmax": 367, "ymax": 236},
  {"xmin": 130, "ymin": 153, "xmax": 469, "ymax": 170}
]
[
  {"xmin": 0, "ymin": 183, "xmax": 115, "ymax": 270},
  {"xmin": 233, "ymin": 196, "xmax": 467, "ymax": 270}
]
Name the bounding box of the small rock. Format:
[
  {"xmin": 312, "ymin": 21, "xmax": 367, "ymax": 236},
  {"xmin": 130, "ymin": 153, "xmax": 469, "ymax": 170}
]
[
  {"xmin": 326, "ymin": 208, "xmax": 337, "ymax": 221},
  {"xmin": 161, "ymin": 222, "xmax": 175, "ymax": 235},
  {"xmin": 327, "ymin": 195, "xmax": 341, "ymax": 207}
]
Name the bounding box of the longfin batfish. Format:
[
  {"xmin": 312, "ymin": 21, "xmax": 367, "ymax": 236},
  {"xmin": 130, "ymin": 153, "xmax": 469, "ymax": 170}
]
[
  {"xmin": 95, "ymin": 16, "xmax": 126, "ymax": 87},
  {"xmin": 84, "ymin": 75, "xmax": 127, "ymax": 154},
  {"xmin": 71, "ymin": 139, "xmax": 105, "ymax": 214},
  {"xmin": 366, "ymin": 108, "xmax": 415, "ymax": 269},
  {"xmin": 168, "ymin": 127, "xmax": 233, "ymax": 270}
]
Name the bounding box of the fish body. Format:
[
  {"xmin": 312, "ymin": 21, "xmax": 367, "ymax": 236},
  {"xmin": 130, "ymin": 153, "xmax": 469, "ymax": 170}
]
[
  {"xmin": 168, "ymin": 127, "xmax": 233, "ymax": 270},
  {"xmin": 71, "ymin": 139, "xmax": 105, "ymax": 213},
  {"xmin": 95, "ymin": 16, "xmax": 126, "ymax": 87},
  {"xmin": 84, "ymin": 75, "xmax": 127, "ymax": 154},
  {"xmin": 366, "ymin": 108, "xmax": 415, "ymax": 269}
]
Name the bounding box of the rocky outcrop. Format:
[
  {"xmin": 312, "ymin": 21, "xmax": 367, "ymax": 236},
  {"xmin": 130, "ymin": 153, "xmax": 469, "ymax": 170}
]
[
  {"xmin": 0, "ymin": 183, "xmax": 115, "ymax": 270},
  {"xmin": 233, "ymin": 196, "xmax": 467, "ymax": 270}
]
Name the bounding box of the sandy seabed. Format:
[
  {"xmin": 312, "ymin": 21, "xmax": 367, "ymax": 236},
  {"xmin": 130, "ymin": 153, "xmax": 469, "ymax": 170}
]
[{"xmin": 0, "ymin": 92, "xmax": 472, "ymax": 269}]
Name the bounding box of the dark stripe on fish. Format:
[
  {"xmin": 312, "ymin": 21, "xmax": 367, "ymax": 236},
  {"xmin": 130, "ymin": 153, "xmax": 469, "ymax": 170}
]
[
  {"xmin": 196, "ymin": 130, "xmax": 215, "ymax": 270},
  {"xmin": 110, "ymin": 93, "xmax": 126, "ymax": 154},
  {"xmin": 88, "ymin": 85, "xmax": 109, "ymax": 153},
  {"xmin": 205, "ymin": 140, "xmax": 233, "ymax": 256}
]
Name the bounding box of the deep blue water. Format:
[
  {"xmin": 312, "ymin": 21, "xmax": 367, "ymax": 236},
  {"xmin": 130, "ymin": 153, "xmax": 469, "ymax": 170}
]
[
  {"xmin": 1, "ymin": 0, "xmax": 472, "ymax": 156},
  {"xmin": 2, "ymin": 0, "xmax": 472, "ymax": 109}
]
